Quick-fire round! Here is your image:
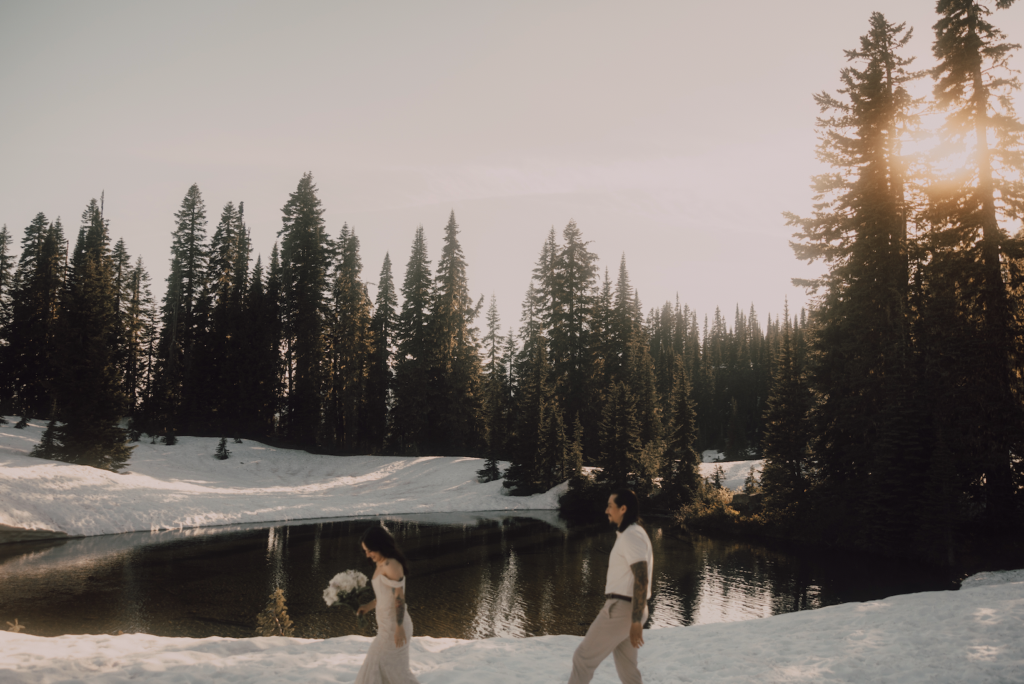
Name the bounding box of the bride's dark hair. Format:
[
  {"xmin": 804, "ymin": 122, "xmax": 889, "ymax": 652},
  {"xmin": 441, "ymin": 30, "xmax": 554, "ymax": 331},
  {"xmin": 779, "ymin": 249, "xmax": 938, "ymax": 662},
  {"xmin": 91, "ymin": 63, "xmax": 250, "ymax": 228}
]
[{"xmin": 360, "ymin": 525, "xmax": 409, "ymax": 575}]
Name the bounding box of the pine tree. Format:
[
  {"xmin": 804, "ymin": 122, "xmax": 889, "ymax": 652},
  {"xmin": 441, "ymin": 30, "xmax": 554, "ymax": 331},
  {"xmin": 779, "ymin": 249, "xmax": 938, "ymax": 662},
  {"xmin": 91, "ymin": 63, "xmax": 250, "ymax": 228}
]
[
  {"xmin": 597, "ymin": 380, "xmax": 642, "ymax": 490},
  {"xmin": 390, "ymin": 227, "xmax": 433, "ymax": 454},
  {"xmin": 478, "ymin": 294, "xmax": 507, "ymax": 481},
  {"xmin": 927, "ymin": 0, "xmax": 1024, "ymax": 521},
  {"xmin": 278, "ymin": 173, "xmax": 333, "ymax": 446},
  {"xmin": 123, "ymin": 257, "xmax": 157, "ymax": 416},
  {"xmin": 200, "ymin": 201, "xmax": 245, "ymax": 432},
  {"xmin": 35, "ymin": 199, "xmax": 133, "ymax": 471},
  {"xmin": 760, "ymin": 305, "xmax": 814, "ymax": 520},
  {"xmin": 710, "ymin": 463, "xmax": 725, "ymax": 490},
  {"xmin": 150, "ymin": 184, "xmax": 209, "ymax": 436},
  {"xmin": 0, "ymin": 224, "xmax": 13, "ymax": 414},
  {"xmin": 5, "ymin": 216, "xmax": 66, "ymax": 419},
  {"xmin": 215, "ymin": 436, "xmax": 231, "ymax": 460},
  {"xmin": 366, "ymin": 253, "xmax": 397, "ymax": 453},
  {"xmin": 240, "ymin": 251, "xmax": 282, "ymax": 437},
  {"xmin": 505, "ymin": 321, "xmax": 553, "ymax": 493},
  {"xmin": 425, "ymin": 211, "xmax": 485, "ymax": 454},
  {"xmin": 324, "ymin": 225, "xmax": 372, "ymax": 453},
  {"xmin": 787, "ymin": 14, "xmax": 927, "ymax": 548},
  {"xmin": 665, "ymin": 359, "xmax": 701, "ymax": 504}
]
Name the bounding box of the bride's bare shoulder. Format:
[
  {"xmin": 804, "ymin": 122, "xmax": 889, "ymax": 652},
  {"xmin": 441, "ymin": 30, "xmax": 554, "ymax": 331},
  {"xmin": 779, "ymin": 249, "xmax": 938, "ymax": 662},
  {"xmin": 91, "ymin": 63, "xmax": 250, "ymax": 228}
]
[{"xmin": 381, "ymin": 558, "xmax": 405, "ymax": 581}]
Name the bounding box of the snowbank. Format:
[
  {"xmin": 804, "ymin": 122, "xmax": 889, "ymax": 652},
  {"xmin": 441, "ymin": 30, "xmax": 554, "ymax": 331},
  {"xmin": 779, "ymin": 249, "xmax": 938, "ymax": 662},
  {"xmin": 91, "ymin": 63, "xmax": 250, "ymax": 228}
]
[
  {"xmin": 0, "ymin": 419, "xmax": 563, "ymax": 540},
  {"xmin": 699, "ymin": 459, "xmax": 763, "ymax": 491},
  {"xmin": 1, "ymin": 570, "xmax": 1020, "ymax": 683}
]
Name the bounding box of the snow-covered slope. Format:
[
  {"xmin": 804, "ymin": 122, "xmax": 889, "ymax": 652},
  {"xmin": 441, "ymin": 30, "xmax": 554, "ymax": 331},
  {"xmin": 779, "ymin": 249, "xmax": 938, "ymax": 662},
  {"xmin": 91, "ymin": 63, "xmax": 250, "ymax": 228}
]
[
  {"xmin": 699, "ymin": 459, "xmax": 762, "ymax": 491},
  {"xmin": 0, "ymin": 419, "xmax": 562, "ymax": 539},
  {"xmin": 1, "ymin": 570, "xmax": 1020, "ymax": 684}
]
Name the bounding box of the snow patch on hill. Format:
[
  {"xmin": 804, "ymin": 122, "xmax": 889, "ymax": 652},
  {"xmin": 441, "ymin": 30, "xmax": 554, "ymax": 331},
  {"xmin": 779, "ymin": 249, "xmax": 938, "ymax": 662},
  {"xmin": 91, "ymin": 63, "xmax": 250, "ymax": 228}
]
[{"xmin": 0, "ymin": 418, "xmax": 561, "ymax": 539}]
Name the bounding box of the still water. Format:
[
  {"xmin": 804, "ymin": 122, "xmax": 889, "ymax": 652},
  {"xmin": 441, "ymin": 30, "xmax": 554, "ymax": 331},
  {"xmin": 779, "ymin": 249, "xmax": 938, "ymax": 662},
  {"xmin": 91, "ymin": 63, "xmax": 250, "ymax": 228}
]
[{"xmin": 0, "ymin": 512, "xmax": 954, "ymax": 639}]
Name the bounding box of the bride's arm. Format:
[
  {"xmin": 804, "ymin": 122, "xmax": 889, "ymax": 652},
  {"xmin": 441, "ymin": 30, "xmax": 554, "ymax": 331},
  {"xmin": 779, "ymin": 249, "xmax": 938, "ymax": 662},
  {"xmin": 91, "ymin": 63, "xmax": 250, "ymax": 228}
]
[
  {"xmin": 357, "ymin": 599, "xmax": 376, "ymax": 615},
  {"xmin": 392, "ymin": 584, "xmax": 407, "ymax": 647}
]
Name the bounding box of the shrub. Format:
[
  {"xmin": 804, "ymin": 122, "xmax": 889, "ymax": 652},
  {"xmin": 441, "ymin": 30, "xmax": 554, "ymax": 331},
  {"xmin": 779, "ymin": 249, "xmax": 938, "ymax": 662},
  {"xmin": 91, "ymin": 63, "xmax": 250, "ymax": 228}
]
[
  {"xmin": 215, "ymin": 437, "xmax": 231, "ymax": 460},
  {"xmin": 255, "ymin": 588, "xmax": 294, "ymax": 637}
]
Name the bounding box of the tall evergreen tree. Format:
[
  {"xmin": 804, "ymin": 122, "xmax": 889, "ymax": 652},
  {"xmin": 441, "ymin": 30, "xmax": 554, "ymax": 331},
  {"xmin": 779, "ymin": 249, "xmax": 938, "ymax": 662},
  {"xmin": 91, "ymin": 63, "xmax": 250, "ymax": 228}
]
[
  {"xmin": 240, "ymin": 250, "xmax": 282, "ymax": 437},
  {"xmin": 927, "ymin": 0, "xmax": 1024, "ymax": 520},
  {"xmin": 665, "ymin": 356, "xmax": 701, "ymax": 504},
  {"xmin": 760, "ymin": 306, "xmax": 814, "ymax": 520},
  {"xmin": 122, "ymin": 257, "xmax": 157, "ymax": 416},
  {"xmin": 278, "ymin": 173, "xmax": 333, "ymax": 446},
  {"xmin": 390, "ymin": 227, "xmax": 433, "ymax": 454},
  {"xmin": 550, "ymin": 220, "xmax": 600, "ymax": 451},
  {"xmin": 324, "ymin": 225, "xmax": 372, "ymax": 452},
  {"xmin": 0, "ymin": 224, "xmax": 13, "ymax": 414},
  {"xmin": 366, "ymin": 253, "xmax": 397, "ymax": 453},
  {"xmin": 479, "ymin": 294, "xmax": 509, "ymax": 481},
  {"xmin": 787, "ymin": 13, "xmax": 926, "ymax": 549},
  {"xmin": 426, "ymin": 211, "xmax": 484, "ymax": 454},
  {"xmin": 35, "ymin": 199, "xmax": 132, "ymax": 470},
  {"xmin": 6, "ymin": 216, "xmax": 66, "ymax": 418},
  {"xmin": 149, "ymin": 184, "xmax": 209, "ymax": 435}
]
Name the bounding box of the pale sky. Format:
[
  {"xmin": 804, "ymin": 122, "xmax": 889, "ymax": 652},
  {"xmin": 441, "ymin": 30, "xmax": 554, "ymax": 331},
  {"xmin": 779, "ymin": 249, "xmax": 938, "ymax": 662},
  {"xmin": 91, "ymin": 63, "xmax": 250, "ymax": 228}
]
[{"xmin": 2, "ymin": 1, "xmax": 1022, "ymax": 332}]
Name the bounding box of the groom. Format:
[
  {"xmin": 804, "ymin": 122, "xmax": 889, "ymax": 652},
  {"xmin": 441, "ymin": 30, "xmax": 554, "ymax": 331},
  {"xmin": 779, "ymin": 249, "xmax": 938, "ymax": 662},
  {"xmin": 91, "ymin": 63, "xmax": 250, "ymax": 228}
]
[{"xmin": 568, "ymin": 488, "xmax": 654, "ymax": 684}]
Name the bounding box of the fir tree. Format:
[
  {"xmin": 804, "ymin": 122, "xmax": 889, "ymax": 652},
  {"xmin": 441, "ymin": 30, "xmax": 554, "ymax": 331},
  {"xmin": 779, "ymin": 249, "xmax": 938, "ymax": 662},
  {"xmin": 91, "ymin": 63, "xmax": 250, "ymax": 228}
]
[
  {"xmin": 324, "ymin": 225, "xmax": 372, "ymax": 453},
  {"xmin": 150, "ymin": 184, "xmax": 209, "ymax": 435},
  {"xmin": 665, "ymin": 358, "xmax": 701, "ymax": 504},
  {"xmin": 390, "ymin": 227, "xmax": 433, "ymax": 454},
  {"xmin": 239, "ymin": 248, "xmax": 283, "ymax": 437},
  {"xmin": 123, "ymin": 257, "xmax": 157, "ymax": 416},
  {"xmin": 597, "ymin": 380, "xmax": 642, "ymax": 490},
  {"xmin": 787, "ymin": 14, "xmax": 928, "ymax": 549},
  {"xmin": 5, "ymin": 216, "xmax": 66, "ymax": 418},
  {"xmin": 927, "ymin": 0, "xmax": 1024, "ymax": 521},
  {"xmin": 478, "ymin": 294, "xmax": 507, "ymax": 482},
  {"xmin": 215, "ymin": 436, "xmax": 231, "ymax": 460},
  {"xmin": 426, "ymin": 211, "xmax": 485, "ymax": 454},
  {"xmin": 278, "ymin": 173, "xmax": 333, "ymax": 446},
  {"xmin": 366, "ymin": 253, "xmax": 397, "ymax": 453},
  {"xmin": 760, "ymin": 305, "xmax": 814, "ymax": 519},
  {"xmin": 35, "ymin": 199, "xmax": 133, "ymax": 470}
]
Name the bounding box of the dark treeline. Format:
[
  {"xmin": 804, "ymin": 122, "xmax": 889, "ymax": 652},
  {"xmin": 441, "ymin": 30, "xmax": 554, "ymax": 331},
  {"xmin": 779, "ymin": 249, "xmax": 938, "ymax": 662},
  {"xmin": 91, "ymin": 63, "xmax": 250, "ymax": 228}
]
[
  {"xmin": 0, "ymin": 173, "xmax": 785, "ymax": 496},
  {"xmin": 758, "ymin": 3, "xmax": 1024, "ymax": 560},
  {"xmin": 1, "ymin": 2, "xmax": 1021, "ymax": 562}
]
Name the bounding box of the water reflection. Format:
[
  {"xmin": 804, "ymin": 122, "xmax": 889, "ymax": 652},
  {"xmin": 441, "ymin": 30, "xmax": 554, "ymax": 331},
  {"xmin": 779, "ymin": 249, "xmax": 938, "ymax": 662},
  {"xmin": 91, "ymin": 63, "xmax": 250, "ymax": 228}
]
[{"xmin": 0, "ymin": 514, "xmax": 953, "ymax": 639}]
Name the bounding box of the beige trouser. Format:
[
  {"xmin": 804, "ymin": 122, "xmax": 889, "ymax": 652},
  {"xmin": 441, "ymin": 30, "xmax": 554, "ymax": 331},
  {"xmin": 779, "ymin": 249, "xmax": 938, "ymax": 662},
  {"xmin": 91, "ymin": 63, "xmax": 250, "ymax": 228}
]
[{"xmin": 568, "ymin": 598, "xmax": 648, "ymax": 684}]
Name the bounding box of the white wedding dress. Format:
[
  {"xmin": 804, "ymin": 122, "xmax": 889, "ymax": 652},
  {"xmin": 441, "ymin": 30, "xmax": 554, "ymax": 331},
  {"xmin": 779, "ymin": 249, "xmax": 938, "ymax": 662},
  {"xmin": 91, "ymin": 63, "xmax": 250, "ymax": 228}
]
[{"xmin": 354, "ymin": 573, "xmax": 420, "ymax": 684}]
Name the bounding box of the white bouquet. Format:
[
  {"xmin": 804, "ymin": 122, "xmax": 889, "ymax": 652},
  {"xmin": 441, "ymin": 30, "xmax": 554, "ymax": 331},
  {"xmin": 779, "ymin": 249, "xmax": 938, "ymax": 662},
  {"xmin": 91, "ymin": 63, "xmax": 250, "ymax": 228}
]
[{"xmin": 324, "ymin": 570, "xmax": 374, "ymax": 629}]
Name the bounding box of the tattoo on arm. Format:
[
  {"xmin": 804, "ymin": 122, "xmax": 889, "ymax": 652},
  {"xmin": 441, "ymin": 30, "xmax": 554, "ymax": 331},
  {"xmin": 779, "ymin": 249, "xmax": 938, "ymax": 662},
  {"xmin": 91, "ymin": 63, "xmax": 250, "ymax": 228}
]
[
  {"xmin": 393, "ymin": 585, "xmax": 406, "ymax": 626},
  {"xmin": 630, "ymin": 561, "xmax": 648, "ymax": 624}
]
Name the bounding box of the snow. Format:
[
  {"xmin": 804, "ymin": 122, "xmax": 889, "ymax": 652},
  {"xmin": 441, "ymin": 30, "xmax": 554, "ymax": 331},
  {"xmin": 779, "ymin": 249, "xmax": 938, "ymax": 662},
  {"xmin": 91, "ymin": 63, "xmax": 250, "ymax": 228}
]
[
  {"xmin": 0, "ymin": 419, "xmax": 563, "ymax": 540},
  {"xmin": 702, "ymin": 449, "xmax": 725, "ymax": 463},
  {"xmin": 700, "ymin": 459, "xmax": 763, "ymax": 492},
  {"xmin": 0, "ymin": 570, "xmax": 1020, "ymax": 683},
  {"xmin": 2, "ymin": 420, "xmax": 1022, "ymax": 682}
]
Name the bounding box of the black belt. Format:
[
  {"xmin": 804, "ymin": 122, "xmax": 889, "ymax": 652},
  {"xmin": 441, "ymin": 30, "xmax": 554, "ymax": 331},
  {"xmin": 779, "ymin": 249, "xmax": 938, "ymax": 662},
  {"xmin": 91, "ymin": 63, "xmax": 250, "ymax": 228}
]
[{"xmin": 605, "ymin": 594, "xmax": 633, "ymax": 602}]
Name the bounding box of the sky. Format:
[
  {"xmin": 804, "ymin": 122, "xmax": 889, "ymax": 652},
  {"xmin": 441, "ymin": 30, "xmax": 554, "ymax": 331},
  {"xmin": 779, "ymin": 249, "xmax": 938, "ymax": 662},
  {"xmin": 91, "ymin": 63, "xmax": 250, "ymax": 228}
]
[{"xmin": 2, "ymin": 1, "xmax": 1022, "ymax": 333}]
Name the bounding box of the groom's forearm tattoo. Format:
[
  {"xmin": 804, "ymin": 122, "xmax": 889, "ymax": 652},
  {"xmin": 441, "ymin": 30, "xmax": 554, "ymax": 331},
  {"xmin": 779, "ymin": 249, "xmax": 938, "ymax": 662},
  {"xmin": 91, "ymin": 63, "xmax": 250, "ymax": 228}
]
[
  {"xmin": 393, "ymin": 586, "xmax": 406, "ymax": 626},
  {"xmin": 630, "ymin": 561, "xmax": 648, "ymax": 624}
]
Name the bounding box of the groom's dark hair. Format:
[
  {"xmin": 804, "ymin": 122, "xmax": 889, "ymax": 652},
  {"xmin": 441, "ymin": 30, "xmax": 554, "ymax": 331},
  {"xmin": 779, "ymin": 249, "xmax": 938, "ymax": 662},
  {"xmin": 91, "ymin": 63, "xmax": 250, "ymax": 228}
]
[{"xmin": 611, "ymin": 488, "xmax": 641, "ymax": 532}]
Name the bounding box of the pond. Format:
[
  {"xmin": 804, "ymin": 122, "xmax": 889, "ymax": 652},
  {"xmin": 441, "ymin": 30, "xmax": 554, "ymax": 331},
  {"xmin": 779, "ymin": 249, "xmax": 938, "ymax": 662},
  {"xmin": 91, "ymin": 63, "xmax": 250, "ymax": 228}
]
[{"xmin": 0, "ymin": 512, "xmax": 956, "ymax": 639}]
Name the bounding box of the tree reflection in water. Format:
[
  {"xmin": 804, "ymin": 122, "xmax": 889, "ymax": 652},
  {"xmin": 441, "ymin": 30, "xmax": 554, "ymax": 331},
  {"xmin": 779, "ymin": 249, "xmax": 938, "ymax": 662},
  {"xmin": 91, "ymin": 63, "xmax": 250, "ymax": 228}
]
[{"xmin": 0, "ymin": 513, "xmax": 953, "ymax": 639}]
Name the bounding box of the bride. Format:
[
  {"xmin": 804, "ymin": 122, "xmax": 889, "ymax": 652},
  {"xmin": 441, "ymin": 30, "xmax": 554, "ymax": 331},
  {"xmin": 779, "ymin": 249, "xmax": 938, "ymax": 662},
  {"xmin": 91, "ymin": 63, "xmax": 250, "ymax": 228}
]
[{"xmin": 354, "ymin": 525, "xmax": 421, "ymax": 684}]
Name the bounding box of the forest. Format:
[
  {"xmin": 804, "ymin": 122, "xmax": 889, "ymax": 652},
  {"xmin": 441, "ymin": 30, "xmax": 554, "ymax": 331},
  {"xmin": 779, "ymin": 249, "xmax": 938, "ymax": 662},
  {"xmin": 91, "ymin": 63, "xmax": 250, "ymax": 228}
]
[{"xmin": 0, "ymin": 2, "xmax": 1022, "ymax": 562}]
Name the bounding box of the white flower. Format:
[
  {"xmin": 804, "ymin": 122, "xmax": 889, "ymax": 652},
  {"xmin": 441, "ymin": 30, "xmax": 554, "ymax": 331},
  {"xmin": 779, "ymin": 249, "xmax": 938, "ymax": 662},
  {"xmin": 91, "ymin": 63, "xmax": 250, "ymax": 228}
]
[{"xmin": 323, "ymin": 570, "xmax": 369, "ymax": 607}]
